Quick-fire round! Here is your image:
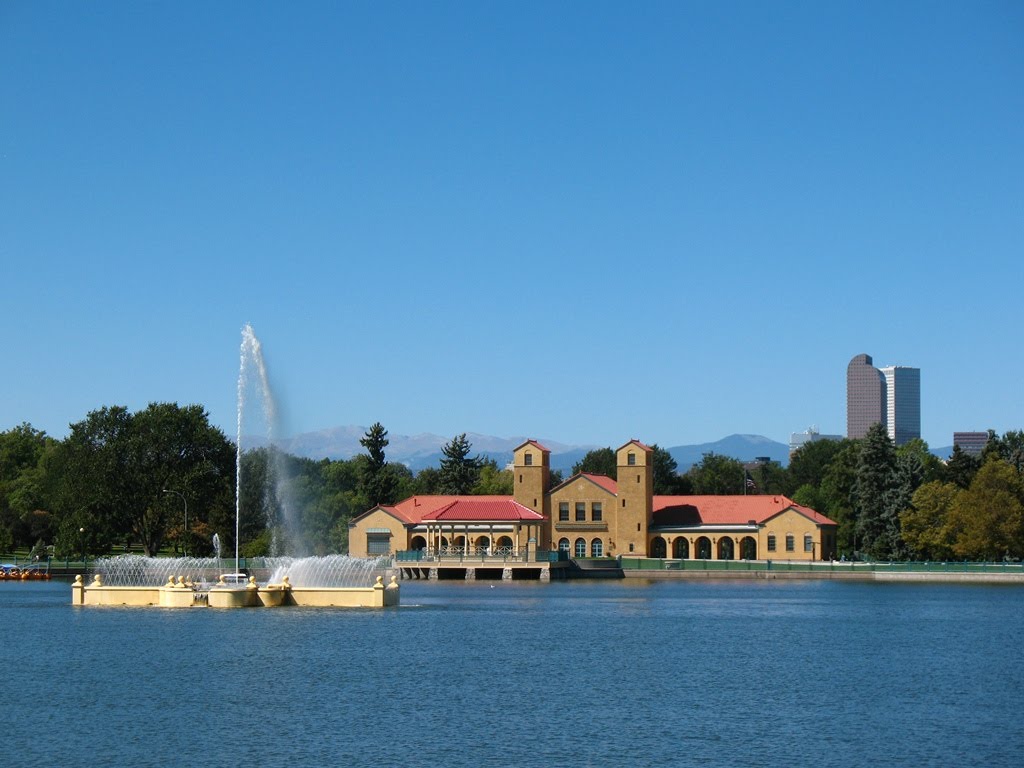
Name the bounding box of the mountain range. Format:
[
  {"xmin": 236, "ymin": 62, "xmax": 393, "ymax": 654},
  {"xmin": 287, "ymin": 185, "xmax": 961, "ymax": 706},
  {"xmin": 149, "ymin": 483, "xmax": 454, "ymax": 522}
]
[{"xmin": 255, "ymin": 426, "xmax": 795, "ymax": 474}]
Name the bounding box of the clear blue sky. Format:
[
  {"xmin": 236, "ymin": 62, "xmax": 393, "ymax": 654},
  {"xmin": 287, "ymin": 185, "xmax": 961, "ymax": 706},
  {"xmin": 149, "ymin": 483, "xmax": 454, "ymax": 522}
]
[{"xmin": 2, "ymin": 1, "xmax": 1022, "ymax": 450}]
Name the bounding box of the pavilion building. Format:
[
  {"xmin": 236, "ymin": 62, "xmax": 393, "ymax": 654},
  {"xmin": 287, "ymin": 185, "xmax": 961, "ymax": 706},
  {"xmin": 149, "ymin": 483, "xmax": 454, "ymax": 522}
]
[{"xmin": 349, "ymin": 439, "xmax": 838, "ymax": 577}]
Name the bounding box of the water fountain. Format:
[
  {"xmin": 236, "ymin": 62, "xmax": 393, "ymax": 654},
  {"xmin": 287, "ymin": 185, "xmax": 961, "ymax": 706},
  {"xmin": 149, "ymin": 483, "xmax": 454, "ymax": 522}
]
[{"xmin": 73, "ymin": 323, "xmax": 398, "ymax": 609}]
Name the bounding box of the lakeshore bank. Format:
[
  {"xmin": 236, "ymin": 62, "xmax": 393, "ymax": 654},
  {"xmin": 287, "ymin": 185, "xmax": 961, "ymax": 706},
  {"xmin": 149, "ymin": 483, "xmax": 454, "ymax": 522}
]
[{"xmin": 621, "ymin": 566, "xmax": 1024, "ymax": 584}]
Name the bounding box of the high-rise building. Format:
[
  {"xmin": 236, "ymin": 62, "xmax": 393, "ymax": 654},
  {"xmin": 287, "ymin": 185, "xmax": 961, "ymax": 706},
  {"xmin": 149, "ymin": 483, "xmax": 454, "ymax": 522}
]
[
  {"xmin": 953, "ymin": 432, "xmax": 988, "ymax": 457},
  {"xmin": 847, "ymin": 354, "xmax": 885, "ymax": 440},
  {"xmin": 789, "ymin": 427, "xmax": 843, "ymax": 456},
  {"xmin": 846, "ymin": 354, "xmax": 921, "ymax": 445},
  {"xmin": 880, "ymin": 366, "xmax": 921, "ymax": 445}
]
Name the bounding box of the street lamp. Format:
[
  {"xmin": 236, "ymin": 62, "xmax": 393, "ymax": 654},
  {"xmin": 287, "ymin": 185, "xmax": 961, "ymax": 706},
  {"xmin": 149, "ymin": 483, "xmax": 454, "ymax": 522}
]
[
  {"xmin": 162, "ymin": 489, "xmax": 188, "ymax": 557},
  {"xmin": 79, "ymin": 527, "xmax": 86, "ymax": 567}
]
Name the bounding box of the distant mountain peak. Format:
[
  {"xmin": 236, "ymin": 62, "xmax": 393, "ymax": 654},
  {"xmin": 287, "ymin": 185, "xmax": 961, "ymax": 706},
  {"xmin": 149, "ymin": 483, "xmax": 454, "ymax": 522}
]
[{"xmin": 251, "ymin": 425, "xmax": 789, "ymax": 473}]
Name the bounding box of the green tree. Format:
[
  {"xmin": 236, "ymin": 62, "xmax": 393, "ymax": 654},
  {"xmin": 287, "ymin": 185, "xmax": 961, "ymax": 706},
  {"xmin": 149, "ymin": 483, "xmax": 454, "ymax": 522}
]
[
  {"xmin": 359, "ymin": 422, "xmax": 397, "ymax": 507},
  {"xmin": 473, "ymin": 459, "xmax": 514, "ymax": 495},
  {"xmin": 947, "ymin": 458, "xmax": 1024, "ymax": 560},
  {"xmin": 51, "ymin": 403, "xmax": 235, "ymax": 557},
  {"xmin": 688, "ymin": 453, "xmax": 745, "ymax": 494},
  {"xmin": 749, "ymin": 459, "xmax": 786, "ymax": 495},
  {"xmin": 438, "ymin": 434, "xmax": 481, "ymax": 495},
  {"xmin": 791, "ymin": 483, "xmax": 824, "ymax": 511},
  {"xmin": 819, "ymin": 441, "xmax": 861, "ymax": 555},
  {"xmin": 944, "ymin": 444, "xmax": 981, "ymax": 489},
  {"xmin": 854, "ymin": 423, "xmax": 900, "ymax": 559},
  {"xmin": 0, "ymin": 423, "xmax": 58, "ymax": 549},
  {"xmin": 784, "ymin": 438, "xmax": 847, "ymax": 496},
  {"xmin": 572, "ymin": 447, "xmax": 616, "ymax": 478},
  {"xmin": 901, "ymin": 480, "xmax": 959, "ymax": 560},
  {"xmin": 981, "ymin": 430, "xmax": 1024, "ymax": 474},
  {"xmin": 651, "ymin": 445, "xmax": 691, "ymax": 494}
]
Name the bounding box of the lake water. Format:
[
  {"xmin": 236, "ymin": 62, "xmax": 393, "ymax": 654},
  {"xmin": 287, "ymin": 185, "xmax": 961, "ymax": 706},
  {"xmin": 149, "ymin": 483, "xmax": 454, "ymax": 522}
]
[{"xmin": 3, "ymin": 578, "xmax": 1022, "ymax": 767}]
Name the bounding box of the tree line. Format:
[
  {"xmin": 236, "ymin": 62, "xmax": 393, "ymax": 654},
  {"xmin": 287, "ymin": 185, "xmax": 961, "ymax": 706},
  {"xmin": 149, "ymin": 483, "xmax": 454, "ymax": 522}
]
[
  {"xmin": 581, "ymin": 425, "xmax": 1021, "ymax": 561},
  {"xmin": 0, "ymin": 405, "xmax": 522, "ymax": 559},
  {"xmin": 2, "ymin": 404, "xmax": 1022, "ymax": 561}
]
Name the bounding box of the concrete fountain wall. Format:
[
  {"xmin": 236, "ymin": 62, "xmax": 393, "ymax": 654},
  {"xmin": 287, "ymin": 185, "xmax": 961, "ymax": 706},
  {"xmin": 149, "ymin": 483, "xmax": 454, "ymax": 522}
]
[{"xmin": 72, "ymin": 573, "xmax": 400, "ymax": 609}]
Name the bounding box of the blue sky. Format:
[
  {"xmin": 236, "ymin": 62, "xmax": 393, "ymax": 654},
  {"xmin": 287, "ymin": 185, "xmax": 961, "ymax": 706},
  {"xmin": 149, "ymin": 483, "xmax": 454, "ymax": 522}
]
[{"xmin": 2, "ymin": 1, "xmax": 1022, "ymax": 449}]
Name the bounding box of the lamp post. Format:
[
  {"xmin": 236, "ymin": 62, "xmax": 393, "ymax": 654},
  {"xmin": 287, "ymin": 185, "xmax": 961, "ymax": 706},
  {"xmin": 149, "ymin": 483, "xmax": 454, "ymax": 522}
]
[{"xmin": 162, "ymin": 489, "xmax": 188, "ymax": 557}]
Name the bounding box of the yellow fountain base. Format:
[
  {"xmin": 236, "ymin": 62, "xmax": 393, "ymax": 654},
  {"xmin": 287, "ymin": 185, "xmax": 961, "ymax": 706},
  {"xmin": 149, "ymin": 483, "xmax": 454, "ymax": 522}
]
[{"xmin": 71, "ymin": 574, "xmax": 399, "ymax": 609}]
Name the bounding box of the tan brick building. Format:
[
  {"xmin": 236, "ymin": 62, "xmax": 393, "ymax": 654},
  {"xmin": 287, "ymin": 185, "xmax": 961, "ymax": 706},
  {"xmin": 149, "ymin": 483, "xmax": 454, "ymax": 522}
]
[{"xmin": 349, "ymin": 438, "xmax": 838, "ymax": 561}]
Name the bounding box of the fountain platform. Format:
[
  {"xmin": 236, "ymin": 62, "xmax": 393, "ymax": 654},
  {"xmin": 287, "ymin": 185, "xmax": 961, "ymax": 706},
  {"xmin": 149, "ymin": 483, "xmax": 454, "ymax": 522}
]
[{"xmin": 71, "ymin": 573, "xmax": 400, "ymax": 609}]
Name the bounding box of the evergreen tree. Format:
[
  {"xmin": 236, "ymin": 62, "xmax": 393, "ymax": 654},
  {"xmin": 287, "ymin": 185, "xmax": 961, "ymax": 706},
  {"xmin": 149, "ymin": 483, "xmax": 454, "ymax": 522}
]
[
  {"xmin": 854, "ymin": 423, "xmax": 899, "ymax": 559},
  {"xmin": 359, "ymin": 422, "xmax": 397, "ymax": 507},
  {"xmin": 944, "ymin": 445, "xmax": 981, "ymax": 489},
  {"xmin": 438, "ymin": 434, "xmax": 481, "ymax": 495},
  {"xmin": 819, "ymin": 441, "xmax": 861, "ymax": 555}
]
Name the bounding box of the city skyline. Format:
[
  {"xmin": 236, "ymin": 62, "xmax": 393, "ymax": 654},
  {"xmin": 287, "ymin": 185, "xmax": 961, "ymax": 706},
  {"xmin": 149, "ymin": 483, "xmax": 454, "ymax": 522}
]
[{"xmin": 2, "ymin": 3, "xmax": 1022, "ymax": 449}]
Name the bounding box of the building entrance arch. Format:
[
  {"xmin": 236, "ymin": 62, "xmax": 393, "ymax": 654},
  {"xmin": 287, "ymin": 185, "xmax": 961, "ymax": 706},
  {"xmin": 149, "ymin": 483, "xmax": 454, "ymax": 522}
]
[
  {"xmin": 718, "ymin": 537, "xmax": 735, "ymax": 560},
  {"xmin": 410, "ymin": 535, "xmax": 427, "ymax": 551},
  {"xmin": 673, "ymin": 537, "xmax": 689, "ymax": 559},
  {"xmin": 696, "ymin": 537, "xmax": 712, "ymax": 559},
  {"xmin": 650, "ymin": 537, "xmax": 667, "ymax": 558},
  {"xmin": 740, "ymin": 536, "xmax": 757, "ymax": 560}
]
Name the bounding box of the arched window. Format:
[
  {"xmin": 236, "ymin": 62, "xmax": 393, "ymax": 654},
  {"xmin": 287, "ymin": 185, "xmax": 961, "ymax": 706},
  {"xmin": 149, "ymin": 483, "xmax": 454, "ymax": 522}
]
[
  {"xmin": 591, "ymin": 539, "xmax": 603, "ymax": 557},
  {"xmin": 767, "ymin": 534, "xmax": 776, "ymax": 552},
  {"xmin": 558, "ymin": 538, "xmax": 570, "ymax": 553},
  {"xmin": 574, "ymin": 538, "xmax": 587, "ymax": 558}
]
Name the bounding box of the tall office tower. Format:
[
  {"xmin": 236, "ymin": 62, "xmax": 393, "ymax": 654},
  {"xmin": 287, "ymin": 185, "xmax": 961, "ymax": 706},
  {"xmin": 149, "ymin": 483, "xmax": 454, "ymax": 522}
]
[
  {"xmin": 847, "ymin": 354, "xmax": 885, "ymax": 439},
  {"xmin": 880, "ymin": 366, "xmax": 921, "ymax": 444},
  {"xmin": 880, "ymin": 366, "xmax": 921, "ymax": 445}
]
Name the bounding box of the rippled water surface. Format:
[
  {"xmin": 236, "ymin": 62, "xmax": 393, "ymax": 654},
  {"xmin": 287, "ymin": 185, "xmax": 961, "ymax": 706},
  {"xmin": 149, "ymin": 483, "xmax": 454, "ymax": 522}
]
[{"xmin": 4, "ymin": 578, "xmax": 1022, "ymax": 767}]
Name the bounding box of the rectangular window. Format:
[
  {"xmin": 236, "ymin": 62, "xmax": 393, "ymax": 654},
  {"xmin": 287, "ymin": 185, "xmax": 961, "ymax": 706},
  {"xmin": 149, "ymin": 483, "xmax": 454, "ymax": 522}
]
[
  {"xmin": 767, "ymin": 534, "xmax": 776, "ymax": 552},
  {"xmin": 367, "ymin": 535, "xmax": 391, "ymax": 555},
  {"xmin": 592, "ymin": 502, "xmax": 602, "ymax": 522},
  {"xmin": 524, "ymin": 453, "xmax": 533, "ymax": 466},
  {"xmin": 804, "ymin": 534, "xmax": 814, "ymax": 553},
  {"xmin": 575, "ymin": 502, "xmax": 586, "ymax": 521},
  {"xmin": 628, "ymin": 452, "xmax": 636, "ymax": 466},
  {"xmin": 559, "ymin": 502, "xmax": 569, "ymax": 522},
  {"xmin": 786, "ymin": 534, "xmax": 795, "ymax": 552}
]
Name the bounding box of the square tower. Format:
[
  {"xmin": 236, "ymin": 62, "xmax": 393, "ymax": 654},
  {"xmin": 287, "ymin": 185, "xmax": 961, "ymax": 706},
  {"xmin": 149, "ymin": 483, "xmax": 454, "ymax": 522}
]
[
  {"xmin": 615, "ymin": 440, "xmax": 653, "ymax": 557},
  {"xmin": 512, "ymin": 440, "xmax": 551, "ymax": 540}
]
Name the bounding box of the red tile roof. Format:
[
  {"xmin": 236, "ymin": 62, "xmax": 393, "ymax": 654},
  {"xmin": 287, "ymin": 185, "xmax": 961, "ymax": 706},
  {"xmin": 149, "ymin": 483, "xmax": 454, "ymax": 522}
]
[
  {"xmin": 420, "ymin": 498, "xmax": 544, "ymax": 522},
  {"xmin": 652, "ymin": 495, "xmax": 837, "ymax": 527},
  {"xmin": 551, "ymin": 472, "xmax": 618, "ymax": 495},
  {"xmin": 383, "ymin": 495, "xmax": 542, "ymax": 525}
]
